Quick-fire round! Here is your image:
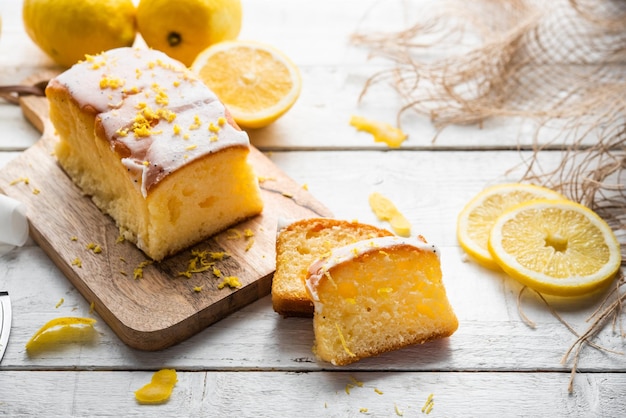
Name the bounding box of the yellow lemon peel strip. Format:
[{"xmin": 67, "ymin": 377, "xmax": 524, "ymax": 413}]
[
  {"xmin": 368, "ymin": 192, "xmax": 411, "ymax": 237},
  {"xmin": 25, "ymin": 317, "xmax": 97, "ymax": 352},
  {"xmin": 135, "ymin": 369, "xmax": 178, "ymax": 404},
  {"xmin": 350, "ymin": 115, "xmax": 407, "ymax": 148}
]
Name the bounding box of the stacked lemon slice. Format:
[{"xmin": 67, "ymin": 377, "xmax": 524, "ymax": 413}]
[{"xmin": 457, "ymin": 183, "xmax": 622, "ymax": 297}]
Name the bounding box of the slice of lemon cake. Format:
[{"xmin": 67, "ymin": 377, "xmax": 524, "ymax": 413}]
[
  {"xmin": 272, "ymin": 218, "xmax": 394, "ymax": 317},
  {"xmin": 46, "ymin": 47, "xmax": 264, "ymax": 261},
  {"xmin": 305, "ymin": 236, "xmax": 458, "ymax": 365}
]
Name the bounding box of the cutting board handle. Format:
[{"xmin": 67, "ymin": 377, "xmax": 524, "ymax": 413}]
[{"xmin": 18, "ymin": 71, "xmax": 60, "ymax": 138}]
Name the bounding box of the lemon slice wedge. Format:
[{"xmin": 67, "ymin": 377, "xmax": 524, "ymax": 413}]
[
  {"xmin": 191, "ymin": 40, "xmax": 302, "ymax": 129},
  {"xmin": 488, "ymin": 199, "xmax": 622, "ymax": 297},
  {"xmin": 457, "ymin": 183, "xmax": 564, "ymax": 269}
]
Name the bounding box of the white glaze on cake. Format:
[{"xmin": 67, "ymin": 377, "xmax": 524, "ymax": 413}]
[
  {"xmin": 305, "ymin": 236, "xmax": 439, "ymax": 303},
  {"xmin": 51, "ymin": 47, "xmax": 249, "ymax": 197}
]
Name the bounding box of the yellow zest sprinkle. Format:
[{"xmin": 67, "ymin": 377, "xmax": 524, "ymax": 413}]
[
  {"xmin": 359, "ymin": 408, "xmax": 368, "ymax": 413},
  {"xmin": 32, "ymin": 188, "xmax": 40, "ymax": 195},
  {"xmin": 302, "ymin": 183, "xmax": 309, "ymax": 190},
  {"xmin": 257, "ymin": 176, "xmax": 276, "ymax": 183},
  {"xmin": 210, "ymin": 251, "xmax": 229, "ymax": 260},
  {"xmin": 99, "ymin": 76, "xmax": 125, "ymax": 90},
  {"xmin": 55, "ymin": 298, "xmax": 64, "ymax": 308},
  {"xmin": 335, "ymin": 323, "xmax": 356, "ymax": 358},
  {"xmin": 218, "ymin": 276, "xmax": 242, "ymax": 289},
  {"xmin": 86, "ymin": 242, "xmax": 102, "ymax": 254},
  {"xmin": 173, "ymin": 124, "xmax": 182, "ymax": 135},
  {"xmin": 345, "ymin": 298, "xmax": 356, "ymax": 304},
  {"xmin": 136, "ymin": 68, "xmax": 142, "ymax": 79},
  {"xmin": 282, "ymin": 192, "xmax": 293, "ymax": 198},
  {"xmin": 245, "ymin": 238, "xmax": 255, "ymax": 252},
  {"xmin": 183, "ymin": 133, "xmax": 190, "ymax": 140},
  {"xmin": 422, "ymin": 393, "xmax": 434, "ymax": 414},
  {"xmin": 189, "ymin": 115, "xmax": 202, "ymax": 130},
  {"xmin": 173, "ymin": 80, "xmax": 181, "ymax": 87},
  {"xmin": 350, "ymin": 376, "xmax": 364, "ymax": 387},
  {"xmin": 395, "ymin": 403, "xmax": 404, "ymax": 416},
  {"xmin": 209, "ymin": 135, "xmax": 218, "ymax": 142},
  {"xmin": 116, "ymin": 235, "xmax": 125, "ymax": 243},
  {"xmin": 143, "ymin": 161, "xmax": 150, "ymax": 166},
  {"xmin": 134, "ymin": 260, "xmax": 153, "ymax": 279},
  {"xmin": 116, "ymin": 128, "xmax": 129, "ymax": 137},
  {"xmin": 193, "ymin": 286, "xmax": 203, "ymax": 292},
  {"xmin": 208, "ymin": 122, "xmax": 220, "ymax": 133},
  {"xmin": 89, "ymin": 301, "xmax": 95, "ymax": 314},
  {"xmin": 120, "ymin": 271, "xmax": 127, "ymax": 276},
  {"xmin": 10, "ymin": 176, "xmax": 29, "ymax": 185},
  {"xmin": 226, "ymin": 229, "xmax": 242, "ymax": 240},
  {"xmin": 185, "ymin": 144, "xmax": 198, "ymax": 151},
  {"xmin": 212, "ymin": 267, "xmax": 222, "ymax": 278},
  {"xmin": 178, "ymin": 250, "xmax": 215, "ymax": 278},
  {"xmin": 244, "ymin": 229, "xmax": 254, "ymax": 238},
  {"xmin": 345, "ymin": 383, "xmax": 354, "ymax": 395},
  {"xmin": 70, "ymin": 236, "xmax": 78, "ymax": 241},
  {"xmin": 217, "ymin": 116, "xmax": 226, "ymax": 126},
  {"xmin": 72, "ymin": 258, "xmax": 82, "ymax": 268},
  {"xmin": 374, "ymin": 388, "xmax": 383, "ymax": 395}
]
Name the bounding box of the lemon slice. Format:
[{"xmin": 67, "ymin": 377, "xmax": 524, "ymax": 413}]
[
  {"xmin": 488, "ymin": 199, "xmax": 622, "ymax": 297},
  {"xmin": 457, "ymin": 183, "xmax": 564, "ymax": 269},
  {"xmin": 191, "ymin": 40, "xmax": 302, "ymax": 129}
]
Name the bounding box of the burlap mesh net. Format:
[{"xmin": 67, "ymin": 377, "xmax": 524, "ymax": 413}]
[{"xmin": 352, "ymin": 0, "xmax": 625, "ymax": 392}]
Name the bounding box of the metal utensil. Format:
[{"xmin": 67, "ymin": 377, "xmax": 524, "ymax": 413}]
[{"xmin": 0, "ymin": 291, "xmax": 11, "ymax": 362}]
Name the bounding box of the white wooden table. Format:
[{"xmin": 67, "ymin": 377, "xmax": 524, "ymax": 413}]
[{"xmin": 1, "ymin": 1, "xmax": 624, "ymax": 416}]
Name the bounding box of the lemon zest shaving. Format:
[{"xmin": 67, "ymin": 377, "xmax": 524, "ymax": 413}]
[{"xmin": 335, "ymin": 323, "xmax": 356, "ymax": 358}]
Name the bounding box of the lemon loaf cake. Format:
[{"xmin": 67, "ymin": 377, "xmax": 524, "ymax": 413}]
[
  {"xmin": 46, "ymin": 47, "xmax": 264, "ymax": 261},
  {"xmin": 305, "ymin": 236, "xmax": 458, "ymax": 365},
  {"xmin": 272, "ymin": 218, "xmax": 393, "ymax": 317}
]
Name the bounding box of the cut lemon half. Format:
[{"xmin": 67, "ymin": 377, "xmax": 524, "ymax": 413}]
[
  {"xmin": 457, "ymin": 183, "xmax": 564, "ymax": 269},
  {"xmin": 488, "ymin": 199, "xmax": 622, "ymax": 297},
  {"xmin": 191, "ymin": 40, "xmax": 302, "ymax": 129}
]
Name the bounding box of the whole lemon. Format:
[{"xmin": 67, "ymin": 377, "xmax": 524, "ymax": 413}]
[
  {"xmin": 137, "ymin": 0, "xmax": 242, "ymax": 67},
  {"xmin": 23, "ymin": 0, "xmax": 136, "ymax": 68}
]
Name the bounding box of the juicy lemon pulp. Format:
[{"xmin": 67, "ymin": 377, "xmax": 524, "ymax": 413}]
[
  {"xmin": 457, "ymin": 183, "xmax": 564, "ymax": 269},
  {"xmin": 191, "ymin": 40, "xmax": 301, "ymax": 129},
  {"xmin": 488, "ymin": 199, "xmax": 622, "ymax": 297}
]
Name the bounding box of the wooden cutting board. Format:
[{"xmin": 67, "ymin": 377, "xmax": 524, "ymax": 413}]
[{"xmin": 0, "ymin": 73, "xmax": 331, "ymax": 350}]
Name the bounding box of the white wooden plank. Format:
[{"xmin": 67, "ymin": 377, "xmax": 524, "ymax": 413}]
[
  {"xmin": 0, "ymin": 0, "xmax": 609, "ymax": 151},
  {"xmin": 0, "ymin": 370, "xmax": 623, "ymax": 417},
  {"xmin": 1, "ymin": 150, "xmax": 622, "ymax": 374}
]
